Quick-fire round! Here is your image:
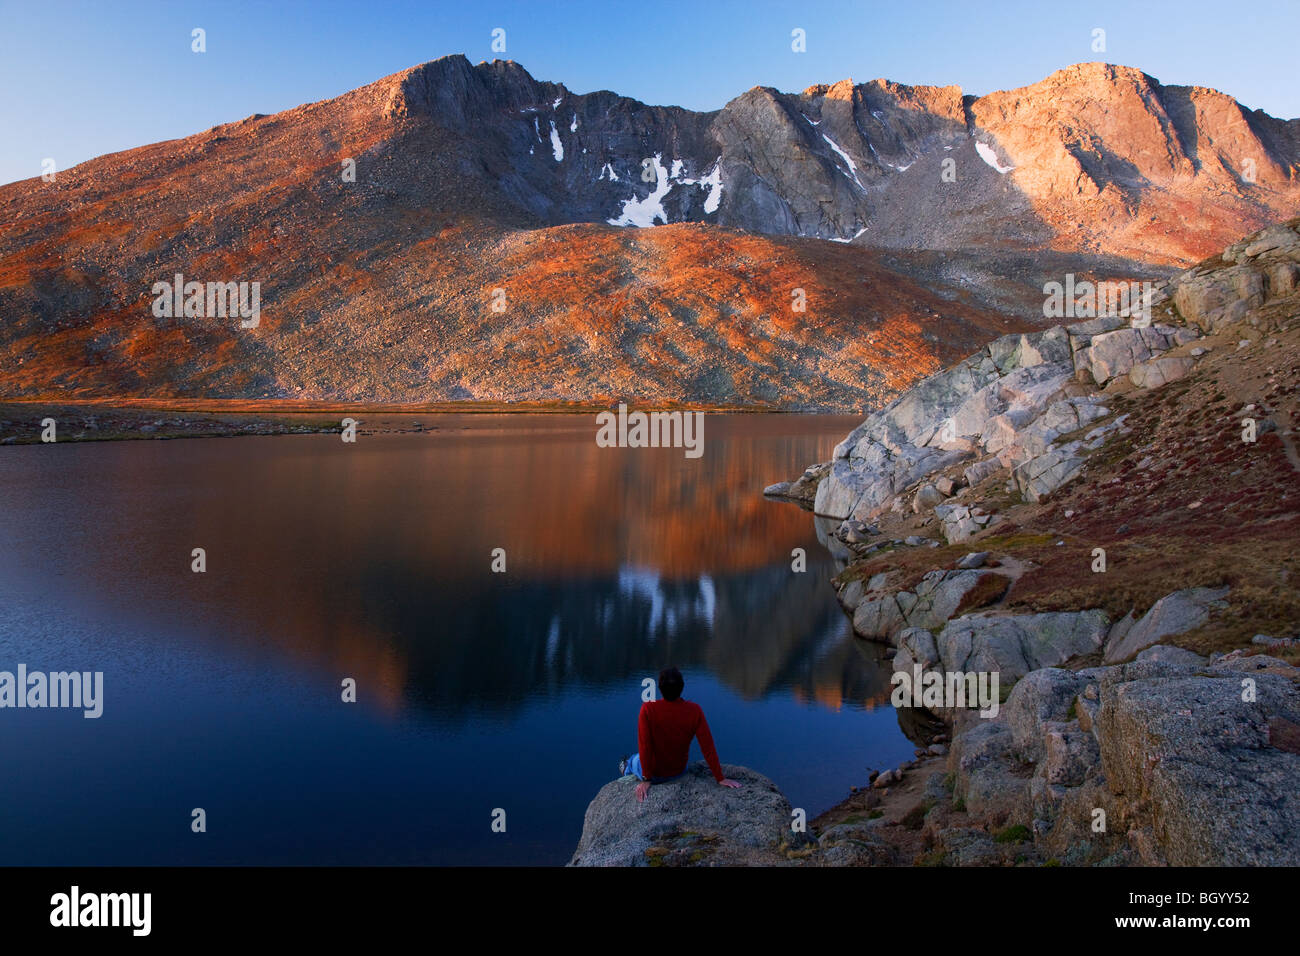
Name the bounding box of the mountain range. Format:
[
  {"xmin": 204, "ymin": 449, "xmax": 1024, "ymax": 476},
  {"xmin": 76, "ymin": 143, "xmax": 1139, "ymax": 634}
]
[{"xmin": 1, "ymin": 55, "xmax": 1297, "ymax": 409}]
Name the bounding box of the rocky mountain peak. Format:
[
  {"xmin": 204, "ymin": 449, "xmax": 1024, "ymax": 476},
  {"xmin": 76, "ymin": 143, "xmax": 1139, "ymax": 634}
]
[{"xmin": 2, "ymin": 57, "xmax": 1298, "ymax": 406}]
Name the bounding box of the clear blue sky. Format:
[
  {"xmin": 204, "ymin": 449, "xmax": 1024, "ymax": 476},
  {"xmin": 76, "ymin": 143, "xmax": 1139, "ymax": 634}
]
[{"xmin": 2, "ymin": 0, "xmax": 1297, "ymax": 186}]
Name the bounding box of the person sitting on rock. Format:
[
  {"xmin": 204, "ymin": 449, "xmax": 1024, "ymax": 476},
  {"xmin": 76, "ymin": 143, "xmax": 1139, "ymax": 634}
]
[{"xmin": 619, "ymin": 666, "xmax": 741, "ymax": 802}]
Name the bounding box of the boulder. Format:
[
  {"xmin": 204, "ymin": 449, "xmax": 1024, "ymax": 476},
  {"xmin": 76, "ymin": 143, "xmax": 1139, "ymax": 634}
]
[
  {"xmin": 817, "ymin": 829, "xmax": 897, "ymax": 866},
  {"xmin": 933, "ymin": 503, "xmax": 984, "ymax": 543},
  {"xmin": 1094, "ymin": 657, "xmax": 1300, "ymax": 865},
  {"xmin": 1012, "ymin": 440, "xmax": 1089, "ymax": 502},
  {"xmin": 927, "ymin": 610, "xmax": 1110, "ymax": 685},
  {"xmin": 951, "ymin": 721, "xmax": 1029, "ymax": 824},
  {"xmin": 1128, "ymin": 355, "xmax": 1194, "ymax": 390},
  {"xmin": 1103, "ymin": 586, "xmax": 1230, "ymax": 663},
  {"xmin": 963, "ymin": 457, "xmax": 1003, "ymax": 488},
  {"xmin": 764, "ymin": 460, "xmax": 831, "ymax": 505},
  {"xmin": 853, "ymin": 569, "xmax": 998, "ymax": 642},
  {"xmin": 913, "ymin": 482, "xmax": 945, "ymax": 512},
  {"xmin": 1075, "ymin": 325, "xmax": 1195, "ymax": 385},
  {"xmin": 569, "ymin": 763, "xmax": 791, "ymax": 866},
  {"xmin": 941, "ymin": 649, "xmax": 1300, "ymax": 867}
]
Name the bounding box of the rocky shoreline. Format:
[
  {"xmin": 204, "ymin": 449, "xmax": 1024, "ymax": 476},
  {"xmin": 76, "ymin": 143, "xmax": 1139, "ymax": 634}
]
[{"xmin": 572, "ymin": 217, "xmax": 1300, "ymax": 866}]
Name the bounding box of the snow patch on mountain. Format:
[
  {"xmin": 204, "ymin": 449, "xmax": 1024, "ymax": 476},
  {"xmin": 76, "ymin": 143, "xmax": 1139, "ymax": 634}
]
[
  {"xmin": 830, "ymin": 226, "xmax": 868, "ymax": 243},
  {"xmin": 550, "ymin": 121, "xmax": 564, "ymax": 161},
  {"xmin": 679, "ymin": 163, "xmax": 725, "ymax": 215},
  {"xmin": 606, "ymin": 156, "xmax": 723, "ymax": 226},
  {"xmin": 697, "ymin": 164, "xmax": 723, "ymax": 214},
  {"xmin": 976, "ymin": 141, "xmax": 1014, "ymax": 174},
  {"xmin": 823, "ymin": 134, "xmax": 864, "ymax": 190},
  {"xmin": 607, "ymin": 154, "xmax": 673, "ymax": 227}
]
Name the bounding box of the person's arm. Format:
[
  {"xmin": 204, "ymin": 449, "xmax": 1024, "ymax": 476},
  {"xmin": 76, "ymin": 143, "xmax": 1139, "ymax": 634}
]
[
  {"xmin": 694, "ymin": 709, "xmax": 726, "ymax": 783},
  {"xmin": 637, "ymin": 703, "xmax": 655, "ymax": 781}
]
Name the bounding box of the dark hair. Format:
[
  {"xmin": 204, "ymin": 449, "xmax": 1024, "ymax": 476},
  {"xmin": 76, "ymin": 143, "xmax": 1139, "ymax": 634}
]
[{"xmin": 659, "ymin": 666, "xmax": 684, "ymax": 701}]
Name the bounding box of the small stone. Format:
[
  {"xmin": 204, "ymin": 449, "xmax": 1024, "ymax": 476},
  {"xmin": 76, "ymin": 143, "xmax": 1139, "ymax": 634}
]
[
  {"xmin": 913, "ymin": 483, "xmax": 945, "ymax": 512},
  {"xmin": 872, "ymin": 769, "xmax": 900, "ymax": 789},
  {"xmin": 956, "ymin": 551, "xmax": 988, "ymax": 570}
]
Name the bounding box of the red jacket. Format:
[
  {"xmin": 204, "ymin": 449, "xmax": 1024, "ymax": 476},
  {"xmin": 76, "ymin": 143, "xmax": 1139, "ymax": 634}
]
[{"xmin": 637, "ymin": 698, "xmax": 724, "ymax": 782}]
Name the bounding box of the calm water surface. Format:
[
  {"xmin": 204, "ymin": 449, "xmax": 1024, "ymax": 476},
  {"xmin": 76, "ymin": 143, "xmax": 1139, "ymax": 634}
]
[{"xmin": 0, "ymin": 414, "xmax": 912, "ymax": 865}]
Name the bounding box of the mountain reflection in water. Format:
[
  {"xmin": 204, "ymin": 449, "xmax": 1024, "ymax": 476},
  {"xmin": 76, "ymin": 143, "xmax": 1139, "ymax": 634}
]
[{"xmin": 0, "ymin": 413, "xmax": 913, "ymax": 864}]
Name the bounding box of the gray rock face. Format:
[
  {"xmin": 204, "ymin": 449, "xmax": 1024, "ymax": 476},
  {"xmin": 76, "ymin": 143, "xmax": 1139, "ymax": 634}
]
[
  {"xmin": 948, "ymin": 652, "xmax": 1300, "ymax": 866},
  {"xmin": 1103, "ymin": 586, "xmax": 1231, "ymax": 663},
  {"xmin": 1010, "ymin": 413, "xmax": 1129, "ymax": 502},
  {"xmin": 806, "ymin": 304, "xmax": 1200, "ymax": 521},
  {"xmin": 816, "ymin": 823, "xmax": 898, "ymax": 866},
  {"xmin": 1128, "ymin": 355, "xmax": 1195, "ymax": 389},
  {"xmin": 933, "ymin": 502, "xmax": 1001, "ymax": 543},
  {"xmin": 850, "ymin": 569, "xmax": 999, "ymax": 642},
  {"xmin": 792, "ymin": 236, "xmax": 1261, "ymax": 518},
  {"xmin": 963, "ymin": 457, "xmax": 1003, "ymax": 488},
  {"xmin": 998, "ymin": 397, "xmax": 1111, "ymax": 463},
  {"xmin": 895, "ymin": 610, "xmax": 1110, "ymax": 693},
  {"xmin": 1095, "ymin": 656, "xmax": 1300, "ymax": 866},
  {"xmin": 392, "ymin": 59, "xmax": 1300, "ymax": 253},
  {"xmin": 1172, "ymin": 222, "xmax": 1300, "ymax": 332},
  {"xmin": 1001, "ymin": 669, "xmax": 1091, "ymax": 763},
  {"xmin": 569, "ymin": 763, "xmax": 790, "ymax": 866},
  {"xmin": 1075, "ymin": 325, "xmax": 1196, "ymax": 385},
  {"xmin": 763, "ymin": 461, "xmax": 830, "ymax": 505},
  {"xmin": 814, "ymin": 325, "xmax": 1078, "ymax": 520}
]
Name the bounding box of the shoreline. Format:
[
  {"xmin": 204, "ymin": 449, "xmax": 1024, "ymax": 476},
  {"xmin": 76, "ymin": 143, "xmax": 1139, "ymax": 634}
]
[
  {"xmin": 0, "ymin": 400, "xmax": 848, "ymax": 445},
  {"xmin": 571, "ymin": 219, "xmax": 1300, "ymax": 866}
]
